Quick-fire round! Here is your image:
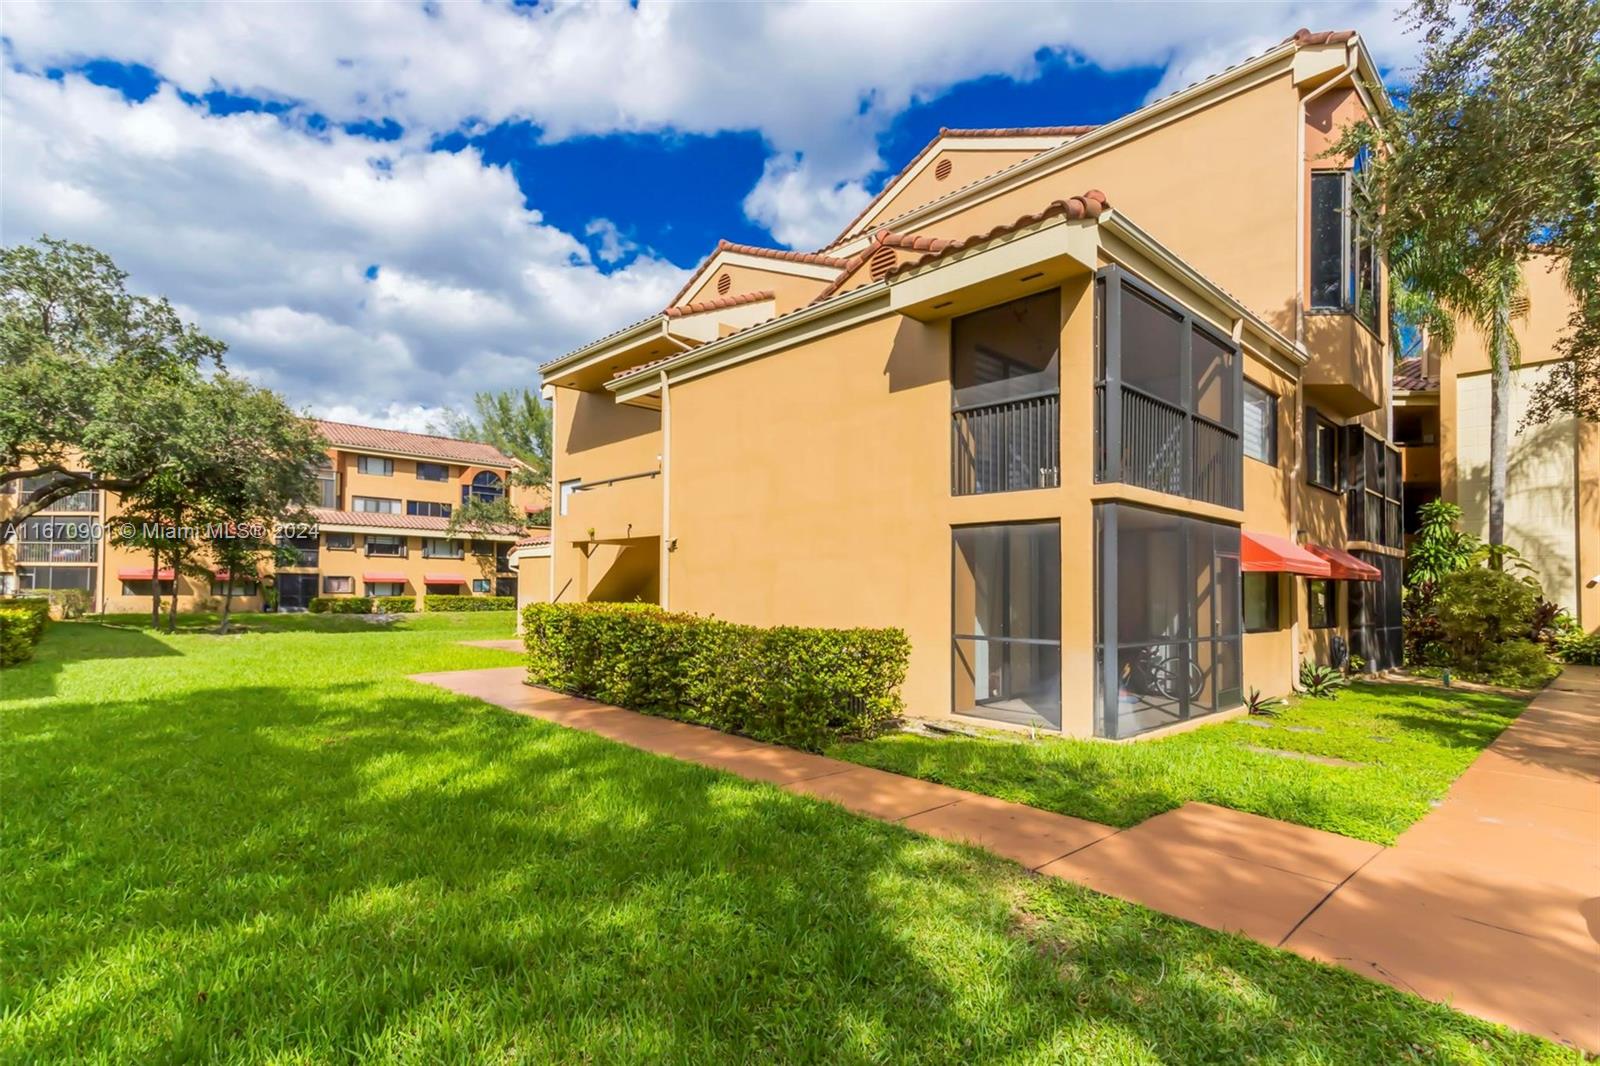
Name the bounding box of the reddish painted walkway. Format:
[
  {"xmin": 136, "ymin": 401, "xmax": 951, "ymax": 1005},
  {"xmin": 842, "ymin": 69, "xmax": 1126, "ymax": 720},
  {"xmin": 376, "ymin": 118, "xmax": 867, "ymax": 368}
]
[{"xmin": 411, "ymin": 664, "xmax": 1600, "ymax": 1051}]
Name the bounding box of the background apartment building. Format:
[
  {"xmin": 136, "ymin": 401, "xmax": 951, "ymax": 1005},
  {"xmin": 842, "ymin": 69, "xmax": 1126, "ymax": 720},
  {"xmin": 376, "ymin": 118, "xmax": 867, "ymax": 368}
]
[
  {"xmin": 1, "ymin": 420, "xmax": 544, "ymax": 612},
  {"xmin": 1393, "ymin": 260, "xmax": 1600, "ymax": 626}
]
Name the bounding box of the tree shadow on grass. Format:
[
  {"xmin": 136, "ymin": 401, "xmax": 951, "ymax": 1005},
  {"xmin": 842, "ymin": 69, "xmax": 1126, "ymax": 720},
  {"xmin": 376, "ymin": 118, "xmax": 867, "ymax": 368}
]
[
  {"xmin": 1, "ymin": 680, "xmax": 1572, "ymax": 1063},
  {"xmin": 1, "ymin": 623, "xmax": 181, "ymax": 702}
]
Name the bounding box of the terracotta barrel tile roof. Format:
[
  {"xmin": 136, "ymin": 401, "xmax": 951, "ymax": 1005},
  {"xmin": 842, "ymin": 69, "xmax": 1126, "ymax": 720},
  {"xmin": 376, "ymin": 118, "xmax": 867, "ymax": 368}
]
[
  {"xmin": 514, "ymin": 533, "xmax": 552, "ymax": 549},
  {"xmin": 308, "ymin": 507, "xmax": 524, "ymax": 536},
  {"xmin": 882, "ymin": 190, "xmax": 1110, "ymax": 280},
  {"xmin": 1393, "ymin": 357, "xmax": 1439, "ymax": 392},
  {"xmin": 941, "ymin": 125, "xmax": 1099, "ymax": 138},
  {"xmin": 664, "ymin": 290, "xmax": 775, "ymax": 318},
  {"xmin": 313, "ymin": 419, "xmax": 515, "ymax": 467},
  {"xmin": 666, "ymin": 242, "xmax": 852, "ymax": 307},
  {"xmin": 1283, "ymin": 28, "xmax": 1357, "ymax": 46}
]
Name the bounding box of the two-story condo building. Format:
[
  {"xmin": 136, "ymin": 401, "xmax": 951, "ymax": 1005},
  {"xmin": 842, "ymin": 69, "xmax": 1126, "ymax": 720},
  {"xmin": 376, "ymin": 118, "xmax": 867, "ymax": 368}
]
[
  {"xmin": 1, "ymin": 420, "xmax": 542, "ymax": 612},
  {"xmin": 533, "ymin": 28, "xmax": 1405, "ymax": 739}
]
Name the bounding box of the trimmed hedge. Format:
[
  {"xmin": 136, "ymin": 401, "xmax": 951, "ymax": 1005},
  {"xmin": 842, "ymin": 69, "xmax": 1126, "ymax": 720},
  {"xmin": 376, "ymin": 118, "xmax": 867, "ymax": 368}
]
[
  {"xmin": 425, "ymin": 594, "xmax": 514, "ymax": 612},
  {"xmin": 0, "ymin": 598, "xmax": 51, "ymax": 667},
  {"xmin": 522, "ymin": 602, "xmax": 910, "ymax": 751},
  {"xmin": 310, "ymin": 596, "xmax": 373, "ymax": 614},
  {"xmin": 308, "ymin": 595, "xmax": 416, "ymax": 614}
]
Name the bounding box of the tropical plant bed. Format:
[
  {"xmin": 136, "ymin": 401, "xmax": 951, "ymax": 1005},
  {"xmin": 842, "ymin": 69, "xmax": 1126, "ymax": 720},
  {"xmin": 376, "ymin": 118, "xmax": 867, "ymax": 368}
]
[
  {"xmin": 830, "ymin": 682, "xmax": 1530, "ymax": 845},
  {"xmin": 1, "ymin": 616, "xmax": 1578, "ymax": 1062}
]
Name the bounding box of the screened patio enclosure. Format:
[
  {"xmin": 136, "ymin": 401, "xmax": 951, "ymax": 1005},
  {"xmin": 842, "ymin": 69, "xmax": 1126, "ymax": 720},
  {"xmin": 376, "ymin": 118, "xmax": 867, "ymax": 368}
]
[
  {"xmin": 1095, "ymin": 503, "xmax": 1243, "ymax": 739},
  {"xmin": 952, "ymin": 522, "xmax": 1062, "ymax": 729}
]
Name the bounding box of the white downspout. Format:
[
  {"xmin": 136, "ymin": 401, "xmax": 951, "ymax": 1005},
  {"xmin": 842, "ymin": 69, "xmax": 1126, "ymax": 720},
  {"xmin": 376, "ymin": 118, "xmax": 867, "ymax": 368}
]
[{"xmin": 658, "ymin": 370, "xmax": 671, "ymax": 611}]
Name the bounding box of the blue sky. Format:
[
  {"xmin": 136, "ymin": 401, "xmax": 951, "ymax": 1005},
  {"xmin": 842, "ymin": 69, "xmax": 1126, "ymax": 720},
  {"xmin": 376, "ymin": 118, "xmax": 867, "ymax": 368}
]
[{"xmin": 1, "ymin": 1, "xmax": 1411, "ymax": 429}]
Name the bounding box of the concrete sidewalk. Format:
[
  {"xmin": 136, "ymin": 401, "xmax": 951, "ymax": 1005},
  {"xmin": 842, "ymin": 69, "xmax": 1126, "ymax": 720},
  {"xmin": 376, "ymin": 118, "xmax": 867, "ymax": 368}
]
[{"xmin": 411, "ymin": 664, "xmax": 1600, "ymax": 1052}]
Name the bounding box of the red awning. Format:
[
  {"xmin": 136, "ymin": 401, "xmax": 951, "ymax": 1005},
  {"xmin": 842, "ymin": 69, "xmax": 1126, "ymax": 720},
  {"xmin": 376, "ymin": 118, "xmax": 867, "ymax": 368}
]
[
  {"xmin": 423, "ymin": 574, "xmax": 467, "ymax": 585},
  {"xmin": 362, "ymin": 573, "xmax": 408, "ymax": 584},
  {"xmin": 117, "ymin": 568, "xmax": 174, "ymax": 581},
  {"xmin": 1240, "ymin": 531, "xmax": 1332, "ymax": 577},
  {"xmin": 1306, "ymin": 543, "xmax": 1382, "ymax": 581}
]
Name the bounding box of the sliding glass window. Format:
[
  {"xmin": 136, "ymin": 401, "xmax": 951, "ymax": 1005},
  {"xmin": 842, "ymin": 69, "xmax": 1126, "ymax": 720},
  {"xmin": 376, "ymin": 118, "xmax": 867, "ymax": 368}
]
[
  {"xmin": 1095, "ymin": 503, "xmax": 1242, "ymax": 739},
  {"xmin": 952, "ymin": 522, "xmax": 1061, "ymax": 729},
  {"xmin": 1094, "ymin": 267, "xmax": 1242, "ymax": 507}
]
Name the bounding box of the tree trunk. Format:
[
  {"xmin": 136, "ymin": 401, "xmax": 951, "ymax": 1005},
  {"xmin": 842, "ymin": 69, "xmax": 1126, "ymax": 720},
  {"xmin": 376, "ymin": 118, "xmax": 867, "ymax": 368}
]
[
  {"xmin": 167, "ymin": 556, "xmax": 180, "ymax": 633},
  {"xmin": 219, "ymin": 574, "xmax": 234, "ymax": 635},
  {"xmin": 1487, "ymin": 282, "xmax": 1512, "ymax": 568},
  {"xmin": 149, "ymin": 546, "xmax": 161, "ymax": 629}
]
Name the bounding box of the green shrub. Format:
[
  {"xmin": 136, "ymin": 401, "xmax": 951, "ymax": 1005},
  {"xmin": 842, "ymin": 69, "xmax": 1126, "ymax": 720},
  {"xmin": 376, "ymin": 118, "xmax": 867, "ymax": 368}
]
[
  {"xmin": 1553, "ymin": 629, "xmax": 1600, "ymax": 666},
  {"xmin": 1473, "ymin": 639, "xmax": 1559, "ymax": 688},
  {"xmin": 1435, "ymin": 568, "xmax": 1541, "ymax": 676},
  {"xmin": 374, "ymin": 596, "xmax": 416, "ymax": 613},
  {"xmin": 522, "ymin": 602, "xmax": 910, "ymax": 751},
  {"xmin": 0, "ymin": 598, "xmax": 51, "ymax": 667},
  {"xmin": 424, "ymin": 594, "xmax": 514, "ymax": 612},
  {"xmin": 309, "ymin": 596, "xmax": 374, "ymax": 614},
  {"xmin": 46, "ymin": 588, "xmax": 90, "ymax": 620}
]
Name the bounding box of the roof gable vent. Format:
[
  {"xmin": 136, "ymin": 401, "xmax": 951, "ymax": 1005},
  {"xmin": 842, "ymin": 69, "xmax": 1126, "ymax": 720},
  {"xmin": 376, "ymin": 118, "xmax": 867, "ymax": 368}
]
[
  {"xmin": 869, "ymin": 245, "xmax": 898, "ymax": 280},
  {"xmin": 934, "ymin": 157, "xmax": 953, "ymax": 181},
  {"xmin": 716, "ymin": 272, "xmax": 732, "ymax": 295}
]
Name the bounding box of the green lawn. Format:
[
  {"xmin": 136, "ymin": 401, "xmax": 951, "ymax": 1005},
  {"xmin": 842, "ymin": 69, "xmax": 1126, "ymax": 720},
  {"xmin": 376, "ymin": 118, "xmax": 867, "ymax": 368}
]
[
  {"xmin": 830, "ymin": 683, "xmax": 1528, "ymax": 845},
  {"xmin": 1, "ymin": 615, "xmax": 1575, "ymax": 1063}
]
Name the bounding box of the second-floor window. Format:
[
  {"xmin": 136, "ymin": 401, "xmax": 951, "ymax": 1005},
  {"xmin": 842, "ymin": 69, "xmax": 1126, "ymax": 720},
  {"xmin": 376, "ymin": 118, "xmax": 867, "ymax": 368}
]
[
  {"xmin": 1310, "ymin": 162, "xmax": 1380, "ymax": 332},
  {"xmin": 353, "ymin": 496, "xmax": 400, "ymax": 514},
  {"xmin": 407, "ymin": 500, "xmax": 452, "ymax": 518},
  {"xmin": 1094, "ymin": 267, "xmax": 1242, "ymax": 508},
  {"xmin": 422, "ymin": 538, "xmax": 462, "ymax": 559},
  {"xmin": 324, "ymin": 532, "xmax": 355, "ymax": 551},
  {"xmin": 416, "ymin": 462, "xmax": 449, "ymax": 482},
  {"xmin": 1307, "ymin": 409, "xmax": 1340, "ymax": 490},
  {"xmin": 950, "ymin": 289, "xmax": 1061, "ymax": 496},
  {"xmin": 357, "ymin": 456, "xmax": 394, "ymax": 476},
  {"xmin": 365, "ymin": 535, "xmax": 406, "ymax": 557},
  {"xmin": 1242, "ymin": 380, "xmax": 1277, "ymax": 464}
]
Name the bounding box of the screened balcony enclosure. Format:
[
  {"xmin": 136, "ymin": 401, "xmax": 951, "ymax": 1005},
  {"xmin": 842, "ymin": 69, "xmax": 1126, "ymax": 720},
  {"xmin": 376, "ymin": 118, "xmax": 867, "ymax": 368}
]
[
  {"xmin": 950, "ymin": 290, "xmax": 1061, "ymax": 495},
  {"xmin": 1095, "ymin": 503, "xmax": 1242, "ymax": 739},
  {"xmin": 952, "ymin": 522, "xmax": 1062, "ymax": 729},
  {"xmin": 1095, "ymin": 268, "xmax": 1243, "ymax": 508}
]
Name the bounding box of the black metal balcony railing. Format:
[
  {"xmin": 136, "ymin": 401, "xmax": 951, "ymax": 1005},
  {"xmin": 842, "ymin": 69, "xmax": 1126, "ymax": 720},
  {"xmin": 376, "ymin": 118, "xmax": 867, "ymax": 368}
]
[
  {"xmin": 951, "ymin": 393, "xmax": 1060, "ymax": 496},
  {"xmin": 1096, "ymin": 384, "xmax": 1242, "ymax": 509}
]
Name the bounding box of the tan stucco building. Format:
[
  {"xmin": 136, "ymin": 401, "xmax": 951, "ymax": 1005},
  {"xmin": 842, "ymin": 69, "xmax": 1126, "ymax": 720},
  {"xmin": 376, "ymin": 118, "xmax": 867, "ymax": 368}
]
[
  {"xmin": 532, "ymin": 28, "xmax": 1413, "ymax": 740},
  {"xmin": 2, "ymin": 420, "xmax": 545, "ymax": 612},
  {"xmin": 1394, "ymin": 259, "xmax": 1600, "ymax": 626}
]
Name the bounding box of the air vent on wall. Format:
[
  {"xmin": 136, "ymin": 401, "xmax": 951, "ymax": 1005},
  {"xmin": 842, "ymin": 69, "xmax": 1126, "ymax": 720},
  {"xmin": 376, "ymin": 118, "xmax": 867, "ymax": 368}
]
[
  {"xmin": 716, "ymin": 273, "xmax": 732, "ymax": 295},
  {"xmin": 934, "ymin": 158, "xmax": 953, "ymax": 181},
  {"xmin": 869, "ymin": 245, "xmax": 898, "ymax": 280}
]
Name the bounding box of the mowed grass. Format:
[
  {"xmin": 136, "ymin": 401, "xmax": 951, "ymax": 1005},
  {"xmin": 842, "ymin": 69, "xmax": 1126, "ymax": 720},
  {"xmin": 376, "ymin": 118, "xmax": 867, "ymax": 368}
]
[
  {"xmin": 831, "ymin": 683, "xmax": 1529, "ymax": 845},
  {"xmin": 1, "ymin": 615, "xmax": 1577, "ymax": 1064}
]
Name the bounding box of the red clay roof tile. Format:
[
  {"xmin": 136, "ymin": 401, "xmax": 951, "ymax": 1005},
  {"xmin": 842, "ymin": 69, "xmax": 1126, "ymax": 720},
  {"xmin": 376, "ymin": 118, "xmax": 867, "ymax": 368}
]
[
  {"xmin": 1283, "ymin": 28, "xmax": 1357, "ymax": 46},
  {"xmin": 665, "ymin": 241, "xmax": 851, "ymax": 308},
  {"xmin": 664, "ymin": 289, "xmax": 775, "ymax": 318},
  {"xmin": 313, "ymin": 420, "xmax": 515, "ymax": 467},
  {"xmin": 826, "ymin": 126, "xmax": 1097, "ymax": 248},
  {"xmin": 1393, "ymin": 357, "xmax": 1439, "ymax": 392},
  {"xmin": 880, "ymin": 190, "xmax": 1110, "ymax": 280}
]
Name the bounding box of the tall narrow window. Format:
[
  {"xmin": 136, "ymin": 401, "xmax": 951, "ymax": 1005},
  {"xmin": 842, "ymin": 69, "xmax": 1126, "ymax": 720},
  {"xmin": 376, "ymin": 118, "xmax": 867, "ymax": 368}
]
[
  {"xmin": 1310, "ymin": 167, "xmax": 1380, "ymax": 331},
  {"xmin": 1306, "ymin": 409, "xmax": 1339, "ymax": 490},
  {"xmin": 315, "ymin": 459, "xmax": 338, "ymax": 508},
  {"xmin": 1242, "ymin": 380, "xmax": 1277, "ymax": 464},
  {"xmin": 952, "ymin": 522, "xmax": 1061, "ymax": 729},
  {"xmin": 950, "ymin": 290, "xmax": 1061, "ymax": 496},
  {"xmin": 1094, "ymin": 268, "xmax": 1242, "ymax": 507}
]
